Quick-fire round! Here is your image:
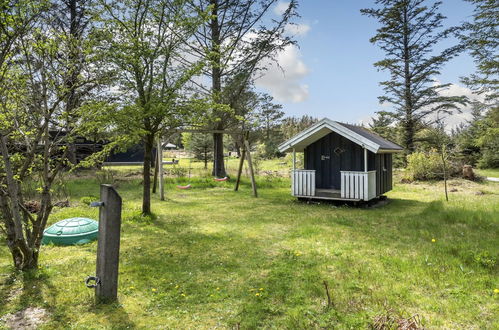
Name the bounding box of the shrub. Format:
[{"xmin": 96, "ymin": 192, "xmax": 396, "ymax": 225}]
[
  {"xmin": 405, "ymin": 151, "xmax": 459, "ymax": 181},
  {"xmin": 166, "ymin": 166, "xmax": 187, "ymax": 178},
  {"xmin": 80, "ymin": 196, "xmax": 98, "ymax": 205}
]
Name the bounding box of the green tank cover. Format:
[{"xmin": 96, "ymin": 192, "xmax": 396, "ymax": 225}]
[{"xmin": 42, "ymin": 217, "xmax": 98, "ymax": 246}]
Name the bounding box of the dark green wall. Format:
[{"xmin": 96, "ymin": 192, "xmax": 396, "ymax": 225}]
[{"xmin": 304, "ymin": 131, "xmax": 393, "ymax": 195}]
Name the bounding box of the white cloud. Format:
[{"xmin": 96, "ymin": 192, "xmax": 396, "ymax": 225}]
[
  {"xmin": 274, "ymin": 1, "xmax": 290, "ymax": 15},
  {"xmin": 284, "ymin": 23, "xmax": 311, "ymax": 37},
  {"xmin": 433, "ymin": 82, "xmax": 486, "ymax": 130},
  {"xmin": 255, "ymin": 44, "xmax": 310, "ymax": 103}
]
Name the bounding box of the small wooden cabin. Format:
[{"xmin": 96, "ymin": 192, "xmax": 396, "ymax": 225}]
[{"xmin": 278, "ymin": 118, "xmax": 403, "ymax": 201}]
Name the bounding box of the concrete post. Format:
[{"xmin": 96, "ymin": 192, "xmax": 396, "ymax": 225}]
[{"xmin": 95, "ymin": 184, "xmax": 122, "ymax": 303}]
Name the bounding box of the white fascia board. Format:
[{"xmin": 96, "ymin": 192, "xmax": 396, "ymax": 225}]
[
  {"xmin": 277, "ymin": 119, "xmax": 328, "ymax": 153},
  {"xmin": 324, "ymin": 119, "xmax": 379, "ymax": 153},
  {"xmin": 278, "ymin": 118, "xmax": 380, "ymax": 153}
]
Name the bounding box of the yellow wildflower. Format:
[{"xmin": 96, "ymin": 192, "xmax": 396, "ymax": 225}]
[
  {"xmin": 431, "ymin": 238, "xmax": 436, "ymax": 243},
  {"xmin": 494, "ymin": 288, "xmax": 499, "ymax": 294},
  {"xmin": 255, "ymin": 293, "xmax": 260, "ymax": 296},
  {"xmin": 216, "ymin": 287, "xmax": 220, "ymax": 291},
  {"xmin": 181, "ymin": 293, "xmax": 186, "ymax": 297},
  {"xmin": 259, "ymin": 288, "xmax": 264, "ymax": 291},
  {"xmin": 151, "ymin": 288, "xmax": 157, "ymax": 292}
]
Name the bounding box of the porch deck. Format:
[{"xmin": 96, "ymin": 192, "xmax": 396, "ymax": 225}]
[{"xmin": 295, "ymin": 189, "xmax": 362, "ymax": 202}]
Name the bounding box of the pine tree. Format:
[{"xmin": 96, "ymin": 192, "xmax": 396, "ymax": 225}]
[
  {"xmin": 361, "ymin": 0, "xmax": 468, "ymax": 155},
  {"xmin": 461, "ymin": 0, "xmax": 498, "ymax": 102}
]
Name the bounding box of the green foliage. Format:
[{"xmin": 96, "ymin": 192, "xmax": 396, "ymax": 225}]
[
  {"xmin": 405, "ymin": 151, "xmax": 459, "ymax": 181},
  {"xmin": 453, "ymin": 104, "xmax": 499, "ymax": 168},
  {"xmin": 79, "ymin": 196, "xmax": 98, "ymax": 206},
  {"xmin": 182, "ymin": 132, "xmax": 213, "ymax": 167},
  {"xmin": 461, "ymin": 0, "xmax": 499, "ymax": 100},
  {"xmin": 470, "ymin": 250, "xmax": 497, "ymax": 270},
  {"xmin": 165, "ymin": 166, "xmax": 188, "ymax": 178},
  {"xmin": 361, "ymin": 0, "xmax": 468, "ymax": 152}
]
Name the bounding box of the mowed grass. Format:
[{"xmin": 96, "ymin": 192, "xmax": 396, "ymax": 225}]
[{"xmin": 0, "ymin": 170, "xmax": 498, "ymax": 329}]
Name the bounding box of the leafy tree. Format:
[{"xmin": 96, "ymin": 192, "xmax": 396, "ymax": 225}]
[
  {"xmin": 185, "ymin": 0, "xmax": 298, "ymax": 177},
  {"xmin": 361, "ymin": 0, "xmax": 468, "ymax": 155},
  {"xmin": 461, "ymin": 0, "xmax": 498, "ymax": 102},
  {"xmin": 98, "ymin": 0, "xmax": 205, "ymax": 215},
  {"xmin": 0, "ymin": 0, "xmax": 104, "ymax": 270}
]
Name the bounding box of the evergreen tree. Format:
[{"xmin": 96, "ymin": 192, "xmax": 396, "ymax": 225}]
[
  {"xmin": 369, "ymin": 111, "xmax": 399, "ymax": 142},
  {"xmin": 361, "ymin": 0, "xmax": 468, "ymax": 155},
  {"xmin": 182, "ymin": 132, "xmax": 213, "ymax": 169},
  {"xmin": 461, "ymin": 0, "xmax": 498, "ymax": 102}
]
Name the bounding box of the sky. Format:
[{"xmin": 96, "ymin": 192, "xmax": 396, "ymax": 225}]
[{"xmin": 255, "ymin": 0, "xmax": 480, "ymax": 129}]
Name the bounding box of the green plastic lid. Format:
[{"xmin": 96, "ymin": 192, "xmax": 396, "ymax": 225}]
[{"xmin": 42, "ymin": 217, "xmax": 99, "ymax": 246}]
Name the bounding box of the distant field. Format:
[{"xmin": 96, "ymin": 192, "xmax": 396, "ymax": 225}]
[
  {"xmin": 0, "ymin": 167, "xmax": 498, "ymax": 328},
  {"xmin": 476, "ymin": 168, "xmax": 499, "ymax": 178}
]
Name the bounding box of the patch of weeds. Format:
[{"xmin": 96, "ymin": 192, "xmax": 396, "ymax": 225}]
[
  {"xmin": 470, "ymin": 250, "xmax": 497, "ymax": 270},
  {"xmin": 124, "ymin": 212, "xmax": 156, "ymax": 224},
  {"xmin": 79, "ymin": 196, "xmax": 98, "ymax": 206}
]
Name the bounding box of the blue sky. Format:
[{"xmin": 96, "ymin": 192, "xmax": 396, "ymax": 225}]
[{"xmin": 256, "ymin": 0, "xmax": 478, "ymax": 127}]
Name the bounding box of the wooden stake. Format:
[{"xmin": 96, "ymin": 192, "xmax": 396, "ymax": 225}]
[
  {"xmin": 441, "ymin": 144, "xmax": 448, "ymax": 202},
  {"xmin": 157, "ymin": 138, "xmax": 164, "ymax": 201},
  {"xmin": 244, "ymin": 139, "xmax": 257, "ymax": 197},
  {"xmin": 234, "ymin": 146, "xmax": 246, "ymax": 192}
]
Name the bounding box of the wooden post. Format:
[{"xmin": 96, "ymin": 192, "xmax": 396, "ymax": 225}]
[
  {"xmin": 244, "ymin": 139, "xmax": 258, "ymax": 197},
  {"xmin": 364, "ymin": 148, "xmax": 368, "ymax": 172},
  {"xmin": 157, "ymin": 138, "xmax": 164, "ymax": 201},
  {"xmin": 234, "ymin": 146, "xmax": 246, "ymax": 192},
  {"xmin": 95, "ymin": 184, "xmax": 122, "ymax": 303},
  {"xmin": 292, "ymin": 148, "xmax": 296, "ymax": 171}
]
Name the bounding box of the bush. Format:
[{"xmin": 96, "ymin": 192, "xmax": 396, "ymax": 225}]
[
  {"xmin": 405, "ymin": 151, "xmax": 459, "ymax": 181},
  {"xmin": 166, "ymin": 166, "xmax": 187, "ymax": 178},
  {"xmin": 80, "ymin": 196, "xmax": 98, "ymax": 205}
]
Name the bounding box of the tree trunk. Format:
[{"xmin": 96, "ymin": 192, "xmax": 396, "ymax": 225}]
[
  {"xmin": 152, "ymin": 149, "xmax": 159, "ymax": 194},
  {"xmin": 210, "ymin": 0, "xmax": 226, "ymax": 178},
  {"xmin": 212, "ymin": 132, "xmax": 226, "ymax": 177},
  {"xmin": 142, "ymin": 133, "xmax": 154, "ymax": 215},
  {"xmin": 402, "ymin": 6, "xmax": 415, "ymax": 158},
  {"xmin": 203, "ymin": 148, "xmax": 208, "ymax": 169}
]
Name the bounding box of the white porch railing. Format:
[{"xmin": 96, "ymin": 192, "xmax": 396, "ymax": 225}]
[
  {"xmin": 292, "ymin": 170, "xmax": 316, "ymax": 196},
  {"xmin": 341, "ymin": 171, "xmax": 376, "ymax": 201}
]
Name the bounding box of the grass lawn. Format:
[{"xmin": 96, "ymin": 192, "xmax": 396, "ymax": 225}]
[
  {"xmin": 476, "ymin": 168, "xmax": 499, "ymax": 178},
  {"xmin": 0, "ymin": 170, "xmax": 498, "ymax": 329}
]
